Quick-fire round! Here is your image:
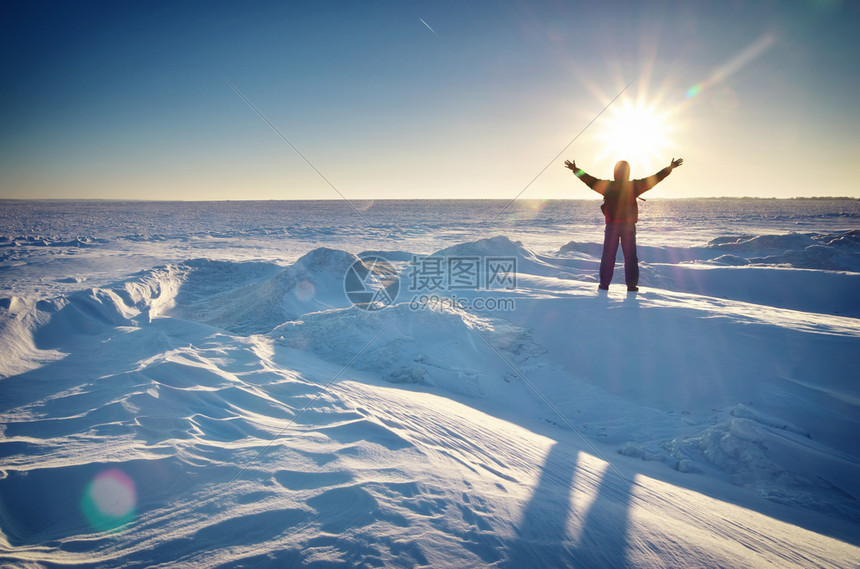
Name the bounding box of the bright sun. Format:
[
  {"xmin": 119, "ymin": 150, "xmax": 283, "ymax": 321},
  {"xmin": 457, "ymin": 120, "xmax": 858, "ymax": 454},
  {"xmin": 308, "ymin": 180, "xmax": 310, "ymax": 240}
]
[{"xmin": 597, "ymin": 99, "xmax": 674, "ymax": 173}]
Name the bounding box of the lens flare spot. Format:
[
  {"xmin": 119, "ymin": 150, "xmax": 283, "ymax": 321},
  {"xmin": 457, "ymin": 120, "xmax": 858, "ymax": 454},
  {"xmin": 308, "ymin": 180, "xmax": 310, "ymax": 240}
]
[
  {"xmin": 81, "ymin": 469, "xmax": 137, "ymax": 532},
  {"xmin": 294, "ymin": 279, "xmax": 315, "ymax": 301}
]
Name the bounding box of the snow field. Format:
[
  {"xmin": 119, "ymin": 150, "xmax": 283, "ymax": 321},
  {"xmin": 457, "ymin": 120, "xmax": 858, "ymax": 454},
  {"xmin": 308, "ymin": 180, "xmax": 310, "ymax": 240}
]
[{"xmin": 1, "ymin": 233, "xmax": 858, "ymax": 567}]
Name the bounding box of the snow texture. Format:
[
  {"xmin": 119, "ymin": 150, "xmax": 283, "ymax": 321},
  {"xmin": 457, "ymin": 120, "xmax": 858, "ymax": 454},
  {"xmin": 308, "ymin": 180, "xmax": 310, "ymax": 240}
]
[{"xmin": 1, "ymin": 199, "xmax": 859, "ymax": 568}]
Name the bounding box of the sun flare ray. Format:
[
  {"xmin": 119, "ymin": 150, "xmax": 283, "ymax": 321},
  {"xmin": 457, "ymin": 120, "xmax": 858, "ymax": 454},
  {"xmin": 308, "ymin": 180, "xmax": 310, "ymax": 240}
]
[{"xmin": 596, "ymin": 98, "xmax": 676, "ymax": 173}]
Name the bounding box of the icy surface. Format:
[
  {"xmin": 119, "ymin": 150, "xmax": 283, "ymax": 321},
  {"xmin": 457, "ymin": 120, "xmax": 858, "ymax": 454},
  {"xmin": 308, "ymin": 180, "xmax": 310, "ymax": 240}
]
[{"xmin": 1, "ymin": 199, "xmax": 859, "ymax": 568}]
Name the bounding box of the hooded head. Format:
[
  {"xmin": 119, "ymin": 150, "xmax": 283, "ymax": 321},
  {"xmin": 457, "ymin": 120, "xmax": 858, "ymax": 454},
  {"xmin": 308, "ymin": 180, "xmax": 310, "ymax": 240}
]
[{"xmin": 613, "ymin": 160, "xmax": 631, "ymax": 181}]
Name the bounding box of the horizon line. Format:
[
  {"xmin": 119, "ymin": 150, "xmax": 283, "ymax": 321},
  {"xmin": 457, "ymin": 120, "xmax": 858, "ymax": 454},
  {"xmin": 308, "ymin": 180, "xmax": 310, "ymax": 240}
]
[{"xmin": 0, "ymin": 196, "xmax": 857, "ymax": 203}]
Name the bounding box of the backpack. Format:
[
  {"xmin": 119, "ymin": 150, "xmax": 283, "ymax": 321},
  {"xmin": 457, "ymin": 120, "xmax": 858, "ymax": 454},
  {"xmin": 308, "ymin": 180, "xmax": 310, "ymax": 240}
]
[{"xmin": 600, "ymin": 182, "xmax": 637, "ymax": 223}]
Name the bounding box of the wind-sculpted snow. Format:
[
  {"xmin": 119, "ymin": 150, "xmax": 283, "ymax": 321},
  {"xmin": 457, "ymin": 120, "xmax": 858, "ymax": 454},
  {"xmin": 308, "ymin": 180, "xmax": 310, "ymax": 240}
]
[
  {"xmin": 0, "ymin": 235, "xmax": 108, "ymax": 248},
  {"xmin": 158, "ymin": 248, "xmax": 361, "ymax": 335},
  {"xmin": 0, "ymin": 248, "xmax": 360, "ymax": 376},
  {"xmin": 1, "ymin": 202, "xmax": 860, "ymax": 567},
  {"xmin": 271, "ymin": 303, "xmax": 533, "ymax": 399},
  {"xmin": 707, "ymin": 230, "xmax": 860, "ymax": 271},
  {"xmin": 561, "ymin": 230, "xmax": 860, "ymax": 272}
]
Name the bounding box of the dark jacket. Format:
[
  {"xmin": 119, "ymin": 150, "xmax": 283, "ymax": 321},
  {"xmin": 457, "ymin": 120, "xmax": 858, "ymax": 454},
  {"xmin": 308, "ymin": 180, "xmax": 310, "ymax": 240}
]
[{"xmin": 576, "ymin": 167, "xmax": 673, "ymax": 224}]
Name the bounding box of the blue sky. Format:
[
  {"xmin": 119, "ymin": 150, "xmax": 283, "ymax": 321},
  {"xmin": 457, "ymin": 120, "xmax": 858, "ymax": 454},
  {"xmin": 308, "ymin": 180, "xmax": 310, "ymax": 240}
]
[{"xmin": 2, "ymin": 0, "xmax": 858, "ymax": 200}]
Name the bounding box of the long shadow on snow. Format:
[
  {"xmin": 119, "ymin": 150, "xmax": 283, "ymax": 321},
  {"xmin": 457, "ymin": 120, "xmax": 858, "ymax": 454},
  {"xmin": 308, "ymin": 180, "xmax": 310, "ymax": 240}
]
[
  {"xmin": 502, "ymin": 442, "xmax": 632, "ymax": 568},
  {"xmin": 497, "ymin": 295, "xmax": 860, "ymax": 548},
  {"xmin": 348, "ymin": 291, "xmax": 860, "ymax": 553}
]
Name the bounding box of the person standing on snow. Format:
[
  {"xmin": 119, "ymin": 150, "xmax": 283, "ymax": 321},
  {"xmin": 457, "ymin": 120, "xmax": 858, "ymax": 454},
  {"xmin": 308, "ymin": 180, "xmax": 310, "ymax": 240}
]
[{"xmin": 565, "ymin": 157, "xmax": 683, "ymax": 291}]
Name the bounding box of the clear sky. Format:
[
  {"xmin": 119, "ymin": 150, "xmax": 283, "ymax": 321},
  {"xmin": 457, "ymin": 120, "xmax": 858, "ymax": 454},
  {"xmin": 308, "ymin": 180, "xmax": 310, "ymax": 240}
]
[{"xmin": 2, "ymin": 0, "xmax": 858, "ymax": 200}]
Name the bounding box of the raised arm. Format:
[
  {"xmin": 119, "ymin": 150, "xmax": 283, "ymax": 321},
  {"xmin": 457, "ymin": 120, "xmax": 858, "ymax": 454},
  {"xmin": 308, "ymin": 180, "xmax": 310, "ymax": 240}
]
[
  {"xmin": 634, "ymin": 157, "xmax": 683, "ymax": 196},
  {"xmin": 564, "ymin": 160, "xmax": 606, "ymax": 195}
]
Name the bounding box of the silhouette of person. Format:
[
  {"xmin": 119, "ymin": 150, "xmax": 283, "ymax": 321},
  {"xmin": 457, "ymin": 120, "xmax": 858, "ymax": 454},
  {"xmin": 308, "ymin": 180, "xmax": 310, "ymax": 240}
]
[{"xmin": 565, "ymin": 158, "xmax": 683, "ymax": 291}]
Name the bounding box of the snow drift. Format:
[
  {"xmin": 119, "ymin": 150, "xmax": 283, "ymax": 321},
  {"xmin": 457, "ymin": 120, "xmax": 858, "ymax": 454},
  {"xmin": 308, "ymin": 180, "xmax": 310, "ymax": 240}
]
[{"xmin": 1, "ymin": 230, "xmax": 859, "ymax": 568}]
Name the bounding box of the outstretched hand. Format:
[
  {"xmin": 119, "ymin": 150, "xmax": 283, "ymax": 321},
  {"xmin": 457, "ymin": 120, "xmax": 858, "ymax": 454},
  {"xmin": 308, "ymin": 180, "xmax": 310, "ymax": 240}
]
[
  {"xmin": 564, "ymin": 160, "xmax": 577, "ymax": 171},
  {"xmin": 670, "ymin": 157, "xmax": 684, "ymax": 169}
]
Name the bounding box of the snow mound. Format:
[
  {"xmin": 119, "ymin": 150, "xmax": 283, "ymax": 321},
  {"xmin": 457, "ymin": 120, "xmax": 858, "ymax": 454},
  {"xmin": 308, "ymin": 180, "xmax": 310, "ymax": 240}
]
[
  {"xmin": 708, "ymin": 230, "xmax": 860, "ymax": 271},
  {"xmin": 0, "ymin": 273, "xmax": 186, "ymax": 378},
  {"xmin": 0, "ymin": 249, "xmax": 361, "ymax": 376},
  {"xmin": 671, "ymin": 405, "xmax": 860, "ymax": 521},
  {"xmin": 292, "ymin": 246, "xmax": 359, "ymax": 275},
  {"xmin": 709, "ymin": 232, "xmax": 818, "ymax": 252},
  {"xmin": 32, "ymin": 289, "xmax": 142, "ymax": 344},
  {"xmin": 271, "ymin": 303, "xmax": 532, "ymax": 399},
  {"xmin": 429, "ymin": 235, "xmax": 564, "ymax": 279},
  {"xmin": 0, "ymin": 297, "xmax": 59, "ymax": 378},
  {"xmin": 432, "ymin": 235, "xmax": 531, "ymax": 258},
  {"xmin": 151, "ymin": 248, "xmax": 360, "ymax": 334}
]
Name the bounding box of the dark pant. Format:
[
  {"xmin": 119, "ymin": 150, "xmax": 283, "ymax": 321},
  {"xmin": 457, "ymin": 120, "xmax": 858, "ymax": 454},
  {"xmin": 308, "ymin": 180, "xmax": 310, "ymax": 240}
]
[{"xmin": 600, "ymin": 223, "xmax": 638, "ymax": 288}]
